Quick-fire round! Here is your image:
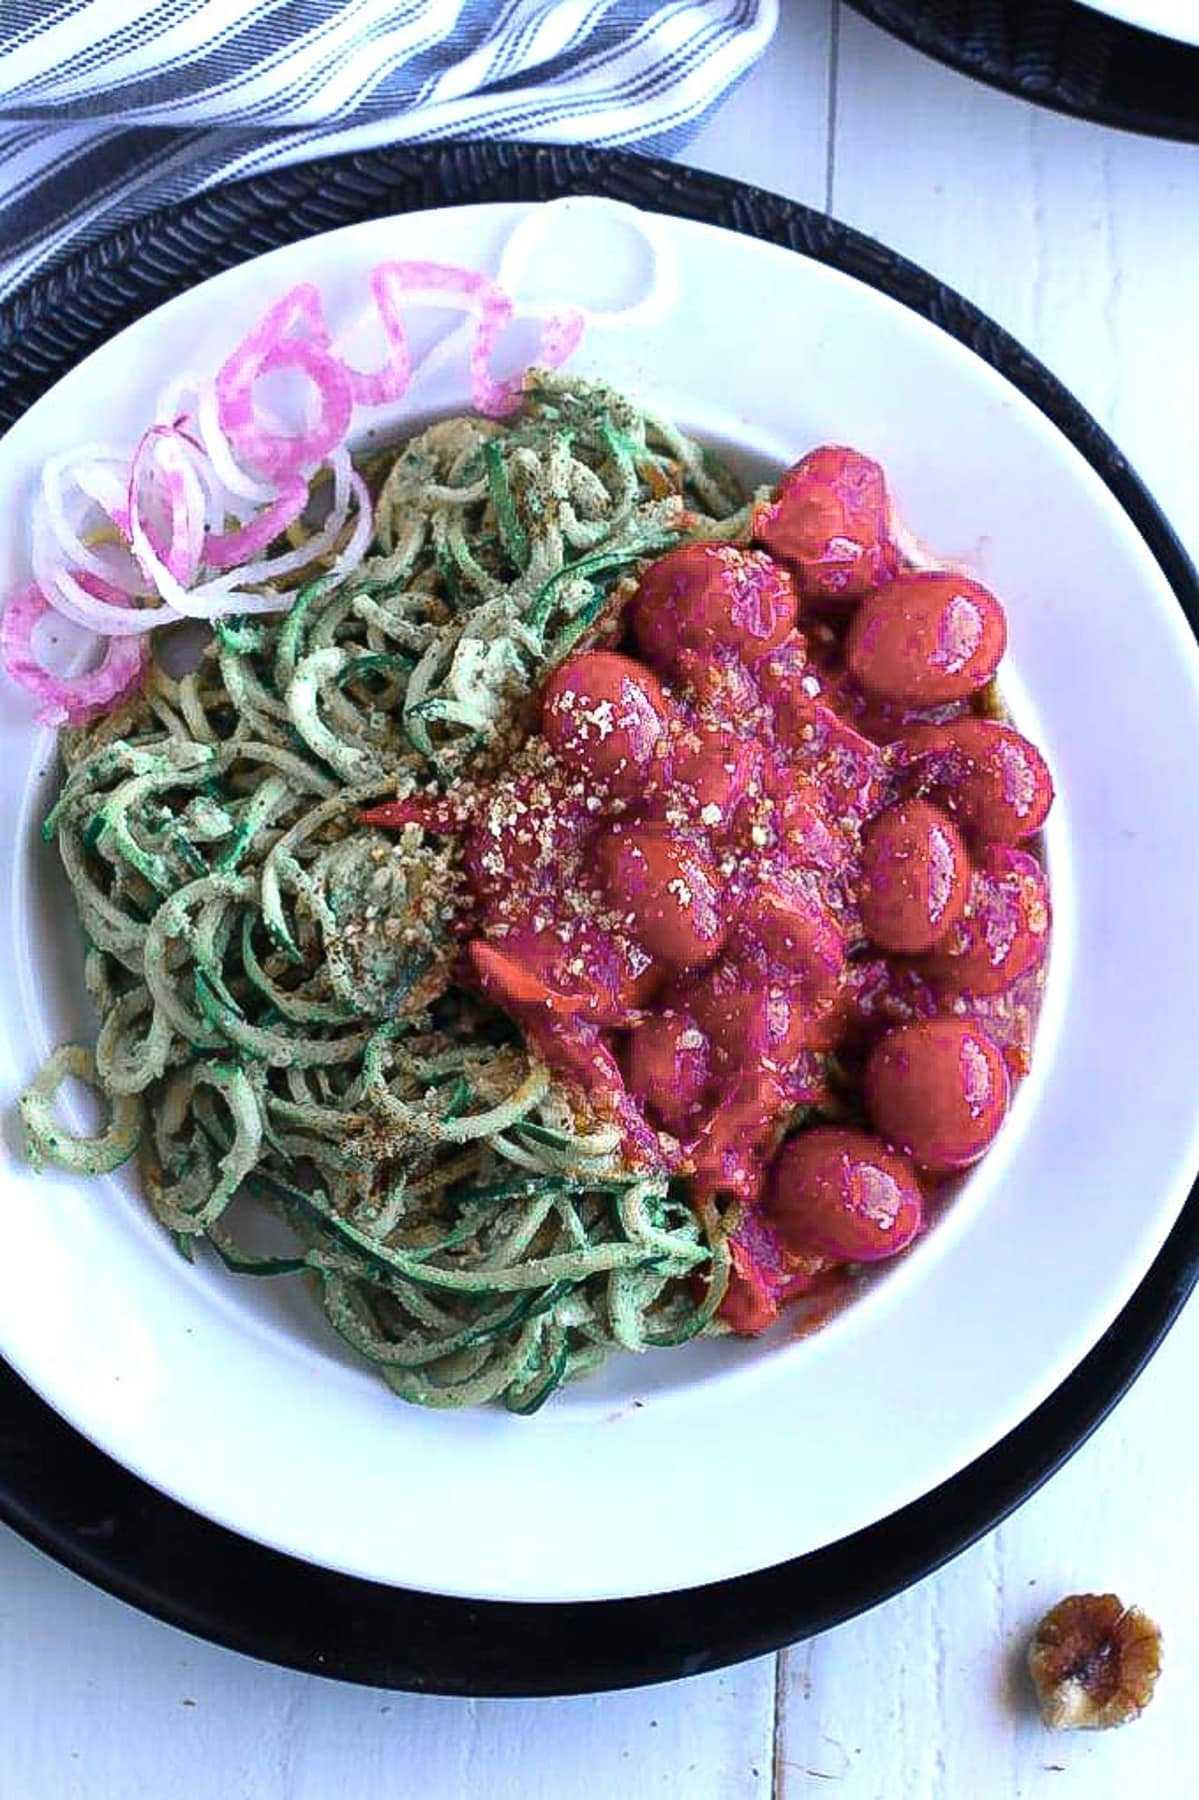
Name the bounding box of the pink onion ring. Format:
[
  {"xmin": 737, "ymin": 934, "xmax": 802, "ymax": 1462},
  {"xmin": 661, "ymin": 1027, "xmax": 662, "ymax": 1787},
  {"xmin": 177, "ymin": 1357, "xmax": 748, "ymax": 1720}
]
[
  {"xmin": 365, "ymin": 263, "xmax": 584, "ymax": 416},
  {"xmin": 204, "ymin": 476, "xmax": 308, "ymax": 570},
  {"xmin": 216, "ymin": 285, "xmax": 352, "ymax": 480},
  {"xmin": 340, "ymin": 264, "xmax": 414, "ymax": 407},
  {"xmin": 375, "ymin": 263, "xmax": 515, "ymax": 415},
  {"xmin": 4, "ymin": 255, "xmax": 590, "ymax": 723},
  {"xmin": 478, "ymin": 301, "xmax": 585, "ymax": 413},
  {"xmin": 1, "ymin": 581, "xmax": 148, "ymax": 726},
  {"xmin": 127, "ymin": 425, "xmax": 206, "ymax": 587}
]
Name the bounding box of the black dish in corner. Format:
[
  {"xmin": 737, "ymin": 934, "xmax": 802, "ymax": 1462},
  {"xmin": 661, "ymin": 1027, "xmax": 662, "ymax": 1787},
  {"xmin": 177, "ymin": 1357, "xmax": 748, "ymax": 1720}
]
[{"xmin": 845, "ymin": 0, "xmax": 1199, "ymax": 143}]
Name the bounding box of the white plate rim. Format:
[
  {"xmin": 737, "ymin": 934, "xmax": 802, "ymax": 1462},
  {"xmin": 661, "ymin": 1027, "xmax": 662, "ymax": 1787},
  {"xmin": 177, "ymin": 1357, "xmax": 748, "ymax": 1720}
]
[{"xmin": 0, "ymin": 197, "xmax": 1188, "ymax": 1605}]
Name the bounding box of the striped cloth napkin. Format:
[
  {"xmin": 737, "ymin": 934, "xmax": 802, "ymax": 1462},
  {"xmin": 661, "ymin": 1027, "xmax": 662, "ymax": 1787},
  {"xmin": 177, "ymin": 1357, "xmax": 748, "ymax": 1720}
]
[{"xmin": 0, "ymin": 0, "xmax": 776, "ymax": 301}]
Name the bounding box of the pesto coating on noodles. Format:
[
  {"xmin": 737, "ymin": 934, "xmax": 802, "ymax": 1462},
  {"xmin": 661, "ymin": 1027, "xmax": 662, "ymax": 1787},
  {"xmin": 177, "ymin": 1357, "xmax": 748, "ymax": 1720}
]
[{"xmin": 21, "ymin": 373, "xmax": 749, "ymax": 1412}]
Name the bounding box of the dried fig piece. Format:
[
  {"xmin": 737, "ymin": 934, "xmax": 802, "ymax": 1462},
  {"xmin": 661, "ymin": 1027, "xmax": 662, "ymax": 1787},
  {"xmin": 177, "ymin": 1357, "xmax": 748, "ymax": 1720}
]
[{"xmin": 1028, "ymin": 1593, "xmax": 1162, "ymax": 1730}]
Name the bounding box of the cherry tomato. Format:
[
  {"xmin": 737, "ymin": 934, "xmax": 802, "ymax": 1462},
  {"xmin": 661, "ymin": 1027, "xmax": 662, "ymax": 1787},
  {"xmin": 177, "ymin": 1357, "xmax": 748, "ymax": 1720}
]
[
  {"xmin": 736, "ymin": 873, "xmax": 846, "ymax": 1013},
  {"xmin": 924, "ymin": 845, "xmax": 1051, "ymax": 996},
  {"xmin": 541, "ymin": 651, "xmax": 672, "ymax": 799},
  {"xmin": 865, "ymin": 1017, "xmax": 1011, "ymax": 1172},
  {"xmin": 839, "ymin": 956, "xmax": 939, "ymax": 1042},
  {"xmin": 765, "ymin": 1127, "xmax": 924, "ymax": 1262},
  {"xmin": 623, "ymin": 1009, "xmax": 712, "ymax": 1137},
  {"xmin": 720, "ymin": 1229, "xmax": 783, "ymax": 1333},
  {"xmin": 899, "ymin": 718, "xmax": 1053, "ymax": 843},
  {"xmin": 858, "ymin": 800, "xmax": 971, "ymax": 955},
  {"xmin": 465, "ymin": 768, "xmax": 589, "ymax": 902},
  {"xmin": 846, "ymin": 573, "xmax": 1007, "ymax": 705},
  {"xmin": 680, "ymin": 953, "xmax": 812, "ymax": 1069},
  {"xmin": 753, "ymin": 446, "xmax": 895, "ymax": 605},
  {"xmin": 771, "ymin": 692, "xmax": 889, "ymax": 826},
  {"xmin": 631, "ymin": 542, "xmax": 797, "ymax": 671},
  {"xmin": 665, "ymin": 719, "xmax": 759, "ymax": 825},
  {"xmin": 596, "ymin": 824, "xmax": 727, "ymax": 969},
  {"xmin": 690, "ymin": 1070, "xmax": 788, "ymax": 1206}
]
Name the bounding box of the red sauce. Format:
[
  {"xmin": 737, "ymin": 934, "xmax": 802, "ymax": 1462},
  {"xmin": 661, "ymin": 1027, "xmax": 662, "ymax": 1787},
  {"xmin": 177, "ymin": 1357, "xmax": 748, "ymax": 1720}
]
[{"xmin": 362, "ymin": 445, "xmax": 1054, "ymax": 1338}]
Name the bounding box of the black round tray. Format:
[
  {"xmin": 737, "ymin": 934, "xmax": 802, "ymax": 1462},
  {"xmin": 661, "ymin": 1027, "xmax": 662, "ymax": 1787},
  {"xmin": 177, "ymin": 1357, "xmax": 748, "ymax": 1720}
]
[
  {"xmin": 846, "ymin": 0, "xmax": 1199, "ymax": 142},
  {"xmin": 2, "ymin": 141, "xmax": 1197, "ymax": 1696}
]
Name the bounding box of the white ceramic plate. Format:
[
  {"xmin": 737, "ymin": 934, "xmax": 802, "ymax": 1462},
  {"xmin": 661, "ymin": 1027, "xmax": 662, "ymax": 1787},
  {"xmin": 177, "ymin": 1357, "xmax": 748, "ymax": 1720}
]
[
  {"xmin": 2, "ymin": 200, "xmax": 1198, "ymax": 1605},
  {"xmin": 1083, "ymin": 0, "xmax": 1199, "ymax": 47}
]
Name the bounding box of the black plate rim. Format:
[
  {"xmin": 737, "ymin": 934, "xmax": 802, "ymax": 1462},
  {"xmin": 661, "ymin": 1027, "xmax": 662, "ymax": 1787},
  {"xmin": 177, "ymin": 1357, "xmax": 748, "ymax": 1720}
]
[
  {"xmin": 844, "ymin": 0, "xmax": 1199, "ymax": 144},
  {"xmin": 1, "ymin": 140, "xmax": 1196, "ymax": 1696}
]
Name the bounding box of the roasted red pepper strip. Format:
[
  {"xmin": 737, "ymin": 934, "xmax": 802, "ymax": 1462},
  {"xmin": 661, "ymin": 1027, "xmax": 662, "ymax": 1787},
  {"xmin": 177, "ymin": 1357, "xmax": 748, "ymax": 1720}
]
[{"xmin": 359, "ymin": 797, "xmax": 460, "ymax": 833}]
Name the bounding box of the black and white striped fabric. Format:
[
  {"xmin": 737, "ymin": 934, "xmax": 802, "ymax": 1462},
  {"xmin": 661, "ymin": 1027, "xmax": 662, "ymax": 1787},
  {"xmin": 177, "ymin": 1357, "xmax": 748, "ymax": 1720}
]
[{"xmin": 0, "ymin": 0, "xmax": 776, "ymax": 300}]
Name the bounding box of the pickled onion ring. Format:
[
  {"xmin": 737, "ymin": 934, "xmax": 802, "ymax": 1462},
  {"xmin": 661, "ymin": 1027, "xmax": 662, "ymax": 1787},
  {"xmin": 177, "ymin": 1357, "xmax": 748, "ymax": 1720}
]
[
  {"xmin": 216, "ymin": 284, "xmax": 352, "ymax": 481},
  {"xmin": 4, "ymin": 243, "xmax": 593, "ymax": 717},
  {"xmin": 1, "ymin": 582, "xmax": 148, "ymax": 726},
  {"xmin": 367, "ymin": 261, "xmax": 584, "ymax": 416},
  {"xmin": 203, "ymin": 476, "xmax": 308, "ymax": 569},
  {"xmin": 127, "ymin": 425, "xmax": 206, "ymax": 587},
  {"xmin": 128, "ymin": 449, "xmax": 370, "ymax": 617},
  {"xmin": 339, "ymin": 263, "xmax": 413, "ymax": 407}
]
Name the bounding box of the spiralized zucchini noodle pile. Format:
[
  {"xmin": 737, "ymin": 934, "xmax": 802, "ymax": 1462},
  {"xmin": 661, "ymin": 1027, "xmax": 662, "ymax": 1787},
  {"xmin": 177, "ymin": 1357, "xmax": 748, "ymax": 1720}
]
[{"xmin": 20, "ymin": 373, "xmax": 751, "ymax": 1412}]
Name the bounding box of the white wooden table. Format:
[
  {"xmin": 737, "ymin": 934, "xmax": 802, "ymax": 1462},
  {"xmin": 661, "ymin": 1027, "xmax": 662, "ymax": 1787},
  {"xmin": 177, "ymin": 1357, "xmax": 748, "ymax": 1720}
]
[{"xmin": 3, "ymin": 7, "xmax": 1196, "ymax": 1796}]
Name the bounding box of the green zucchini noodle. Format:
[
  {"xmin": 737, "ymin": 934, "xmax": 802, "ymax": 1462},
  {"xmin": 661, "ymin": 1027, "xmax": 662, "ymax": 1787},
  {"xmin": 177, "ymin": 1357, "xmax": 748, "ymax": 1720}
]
[{"xmin": 24, "ymin": 372, "xmax": 748, "ymax": 1412}]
